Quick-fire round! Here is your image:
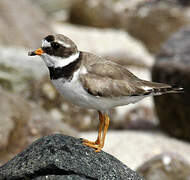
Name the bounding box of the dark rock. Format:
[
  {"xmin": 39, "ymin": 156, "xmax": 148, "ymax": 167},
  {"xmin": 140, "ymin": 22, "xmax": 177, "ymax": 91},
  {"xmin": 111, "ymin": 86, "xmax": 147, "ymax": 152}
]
[
  {"xmin": 179, "ymin": 0, "xmax": 190, "ymax": 6},
  {"xmin": 137, "ymin": 153, "xmax": 190, "ymax": 180},
  {"xmin": 0, "ymin": 134, "xmax": 144, "ymax": 180},
  {"xmin": 152, "ymin": 26, "xmax": 190, "ymax": 140},
  {"xmin": 34, "ymin": 175, "xmax": 91, "ymax": 180}
]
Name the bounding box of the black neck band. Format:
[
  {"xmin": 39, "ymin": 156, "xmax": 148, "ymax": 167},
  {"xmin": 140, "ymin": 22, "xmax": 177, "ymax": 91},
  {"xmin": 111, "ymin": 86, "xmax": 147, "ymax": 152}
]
[{"xmin": 48, "ymin": 52, "xmax": 82, "ymax": 80}]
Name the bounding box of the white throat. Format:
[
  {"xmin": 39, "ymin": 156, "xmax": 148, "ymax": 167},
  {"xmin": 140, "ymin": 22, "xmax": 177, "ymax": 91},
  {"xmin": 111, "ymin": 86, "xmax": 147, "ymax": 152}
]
[{"xmin": 41, "ymin": 52, "xmax": 80, "ymax": 68}]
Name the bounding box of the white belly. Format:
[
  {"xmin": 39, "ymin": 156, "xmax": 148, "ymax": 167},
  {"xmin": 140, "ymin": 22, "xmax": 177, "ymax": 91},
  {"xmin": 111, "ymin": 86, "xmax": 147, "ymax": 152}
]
[
  {"xmin": 52, "ymin": 77, "xmax": 93, "ymax": 109},
  {"xmin": 51, "ymin": 77, "xmax": 145, "ymax": 111}
]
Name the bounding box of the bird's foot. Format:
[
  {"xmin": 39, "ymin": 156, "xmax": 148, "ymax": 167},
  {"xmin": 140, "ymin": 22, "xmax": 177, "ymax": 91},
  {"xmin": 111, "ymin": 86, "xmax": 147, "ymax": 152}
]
[
  {"xmin": 82, "ymin": 141, "xmax": 102, "ymax": 152},
  {"xmin": 82, "ymin": 138, "xmax": 100, "ymax": 145}
]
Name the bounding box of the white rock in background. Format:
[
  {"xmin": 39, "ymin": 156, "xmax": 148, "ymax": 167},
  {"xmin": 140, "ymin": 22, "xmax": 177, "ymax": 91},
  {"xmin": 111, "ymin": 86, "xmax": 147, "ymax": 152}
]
[{"xmin": 80, "ymin": 131, "xmax": 190, "ymax": 170}]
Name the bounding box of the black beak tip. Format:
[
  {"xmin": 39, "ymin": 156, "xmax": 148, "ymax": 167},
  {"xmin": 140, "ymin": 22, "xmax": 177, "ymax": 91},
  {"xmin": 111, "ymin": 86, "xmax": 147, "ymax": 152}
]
[{"xmin": 28, "ymin": 51, "xmax": 36, "ymax": 56}]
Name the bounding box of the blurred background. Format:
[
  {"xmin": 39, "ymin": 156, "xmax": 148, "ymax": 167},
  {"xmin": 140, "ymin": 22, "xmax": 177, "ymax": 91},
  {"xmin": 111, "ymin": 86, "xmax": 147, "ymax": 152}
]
[{"xmin": 0, "ymin": 0, "xmax": 190, "ymax": 179}]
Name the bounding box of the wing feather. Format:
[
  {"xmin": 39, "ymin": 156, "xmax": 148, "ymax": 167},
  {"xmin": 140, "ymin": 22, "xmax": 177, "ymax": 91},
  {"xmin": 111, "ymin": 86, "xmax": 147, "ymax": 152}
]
[
  {"xmin": 79, "ymin": 52, "xmax": 178, "ymax": 97},
  {"xmin": 80, "ymin": 59, "xmax": 146, "ymax": 97}
]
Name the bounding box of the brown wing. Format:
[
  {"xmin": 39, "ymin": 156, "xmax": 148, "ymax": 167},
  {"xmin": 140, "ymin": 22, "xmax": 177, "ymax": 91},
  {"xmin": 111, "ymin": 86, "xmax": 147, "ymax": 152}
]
[
  {"xmin": 79, "ymin": 52, "xmax": 175, "ymax": 97},
  {"xmin": 80, "ymin": 60, "xmax": 146, "ymax": 97}
]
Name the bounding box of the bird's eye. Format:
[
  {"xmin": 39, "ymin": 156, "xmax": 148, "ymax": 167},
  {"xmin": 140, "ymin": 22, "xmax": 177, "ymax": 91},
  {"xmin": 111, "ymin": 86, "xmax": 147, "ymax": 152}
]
[{"xmin": 51, "ymin": 42, "xmax": 60, "ymax": 49}]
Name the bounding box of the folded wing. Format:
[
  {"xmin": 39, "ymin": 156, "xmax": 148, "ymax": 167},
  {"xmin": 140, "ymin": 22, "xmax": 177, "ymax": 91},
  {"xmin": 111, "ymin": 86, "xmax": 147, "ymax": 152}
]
[{"xmin": 79, "ymin": 53, "xmax": 183, "ymax": 98}]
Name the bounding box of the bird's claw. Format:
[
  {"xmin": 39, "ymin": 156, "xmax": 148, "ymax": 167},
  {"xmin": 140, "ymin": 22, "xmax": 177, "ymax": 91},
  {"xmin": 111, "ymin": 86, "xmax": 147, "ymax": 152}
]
[{"xmin": 82, "ymin": 141, "xmax": 102, "ymax": 152}]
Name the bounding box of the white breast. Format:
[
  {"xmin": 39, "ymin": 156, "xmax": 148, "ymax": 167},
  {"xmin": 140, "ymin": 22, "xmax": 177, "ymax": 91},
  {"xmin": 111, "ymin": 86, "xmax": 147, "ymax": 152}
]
[{"xmin": 51, "ymin": 68, "xmax": 95, "ymax": 109}]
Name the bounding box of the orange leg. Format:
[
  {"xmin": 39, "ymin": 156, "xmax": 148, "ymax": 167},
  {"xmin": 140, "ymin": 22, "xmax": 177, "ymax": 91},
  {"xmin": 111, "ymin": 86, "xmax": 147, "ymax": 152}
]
[
  {"xmin": 95, "ymin": 111, "xmax": 104, "ymax": 144},
  {"xmin": 83, "ymin": 111, "xmax": 105, "ymax": 152},
  {"xmin": 83, "ymin": 112, "xmax": 110, "ymax": 152},
  {"xmin": 100, "ymin": 113, "xmax": 110, "ymax": 148}
]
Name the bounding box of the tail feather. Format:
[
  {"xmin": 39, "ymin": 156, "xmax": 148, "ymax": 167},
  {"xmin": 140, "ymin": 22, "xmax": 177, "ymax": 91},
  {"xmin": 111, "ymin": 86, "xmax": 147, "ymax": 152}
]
[
  {"xmin": 148, "ymin": 85, "xmax": 184, "ymax": 96},
  {"xmin": 140, "ymin": 80, "xmax": 184, "ymax": 96}
]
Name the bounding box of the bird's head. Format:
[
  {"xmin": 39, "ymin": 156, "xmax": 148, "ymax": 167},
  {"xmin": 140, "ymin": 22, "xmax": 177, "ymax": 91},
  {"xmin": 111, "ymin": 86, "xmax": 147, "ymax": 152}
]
[{"xmin": 28, "ymin": 34, "xmax": 79, "ymax": 68}]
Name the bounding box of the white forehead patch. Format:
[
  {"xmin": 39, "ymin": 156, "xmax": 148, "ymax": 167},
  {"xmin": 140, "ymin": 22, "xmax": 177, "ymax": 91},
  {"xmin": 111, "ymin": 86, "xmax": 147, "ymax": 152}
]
[
  {"xmin": 42, "ymin": 39, "xmax": 51, "ymax": 47},
  {"xmin": 57, "ymin": 40, "xmax": 71, "ymax": 48}
]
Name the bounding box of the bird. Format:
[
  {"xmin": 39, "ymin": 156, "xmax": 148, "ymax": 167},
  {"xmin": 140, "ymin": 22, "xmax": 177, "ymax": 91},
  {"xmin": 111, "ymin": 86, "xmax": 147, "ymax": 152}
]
[{"xmin": 28, "ymin": 34, "xmax": 183, "ymax": 152}]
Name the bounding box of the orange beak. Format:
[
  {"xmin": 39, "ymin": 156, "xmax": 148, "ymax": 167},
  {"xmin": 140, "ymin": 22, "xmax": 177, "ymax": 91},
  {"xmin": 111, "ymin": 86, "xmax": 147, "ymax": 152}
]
[{"xmin": 28, "ymin": 48, "xmax": 44, "ymax": 56}]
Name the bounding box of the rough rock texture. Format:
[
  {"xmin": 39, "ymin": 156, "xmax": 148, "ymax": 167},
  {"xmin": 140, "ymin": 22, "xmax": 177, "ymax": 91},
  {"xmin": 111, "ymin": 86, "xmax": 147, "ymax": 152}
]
[
  {"xmin": 152, "ymin": 26, "xmax": 190, "ymax": 140},
  {"xmin": 0, "ymin": 134, "xmax": 144, "ymax": 180},
  {"xmin": 137, "ymin": 153, "xmax": 190, "ymax": 180},
  {"xmin": 0, "ymin": 0, "xmax": 52, "ymax": 48},
  {"xmin": 0, "ymin": 88, "xmax": 77, "ymax": 166}
]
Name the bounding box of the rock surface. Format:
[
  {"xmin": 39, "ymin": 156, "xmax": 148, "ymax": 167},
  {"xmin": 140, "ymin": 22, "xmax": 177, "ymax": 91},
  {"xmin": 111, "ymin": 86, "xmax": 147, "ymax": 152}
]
[
  {"xmin": 137, "ymin": 153, "xmax": 190, "ymax": 180},
  {"xmin": 0, "ymin": 134, "xmax": 144, "ymax": 180},
  {"xmin": 152, "ymin": 26, "xmax": 190, "ymax": 140}
]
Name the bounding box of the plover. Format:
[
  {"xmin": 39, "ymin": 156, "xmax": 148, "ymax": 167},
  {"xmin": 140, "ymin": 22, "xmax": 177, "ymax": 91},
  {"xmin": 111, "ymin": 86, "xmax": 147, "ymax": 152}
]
[{"xmin": 28, "ymin": 34, "xmax": 183, "ymax": 152}]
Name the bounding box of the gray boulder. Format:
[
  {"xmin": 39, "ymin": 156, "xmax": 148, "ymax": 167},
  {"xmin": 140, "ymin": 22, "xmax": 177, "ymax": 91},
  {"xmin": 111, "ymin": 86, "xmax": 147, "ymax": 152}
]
[
  {"xmin": 0, "ymin": 134, "xmax": 144, "ymax": 180},
  {"xmin": 152, "ymin": 26, "xmax": 190, "ymax": 140},
  {"xmin": 137, "ymin": 153, "xmax": 190, "ymax": 180}
]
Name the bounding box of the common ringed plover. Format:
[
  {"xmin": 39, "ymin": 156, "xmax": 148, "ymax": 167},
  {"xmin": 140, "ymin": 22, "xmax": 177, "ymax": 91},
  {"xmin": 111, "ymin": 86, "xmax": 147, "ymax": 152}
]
[{"xmin": 28, "ymin": 34, "xmax": 183, "ymax": 152}]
